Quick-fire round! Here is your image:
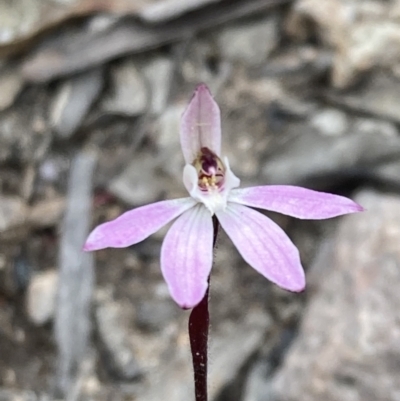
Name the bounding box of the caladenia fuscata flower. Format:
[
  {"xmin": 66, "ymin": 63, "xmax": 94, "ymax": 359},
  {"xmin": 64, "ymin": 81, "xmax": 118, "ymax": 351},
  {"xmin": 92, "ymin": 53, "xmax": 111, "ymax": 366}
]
[{"xmin": 84, "ymin": 84, "xmax": 363, "ymax": 309}]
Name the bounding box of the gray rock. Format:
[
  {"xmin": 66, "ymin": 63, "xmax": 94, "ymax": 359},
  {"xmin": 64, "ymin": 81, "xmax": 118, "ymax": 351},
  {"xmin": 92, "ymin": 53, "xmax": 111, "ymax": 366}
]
[
  {"xmin": 243, "ymin": 359, "xmax": 274, "ymax": 401},
  {"xmin": 0, "ymin": 0, "xmax": 39, "ymax": 46},
  {"xmin": 26, "ymin": 270, "xmax": 58, "ymax": 325},
  {"xmin": 222, "ymin": 97, "xmax": 271, "ymax": 180},
  {"xmin": 108, "ymin": 152, "xmax": 165, "ymax": 206},
  {"xmin": 374, "ymin": 160, "xmax": 400, "ymax": 184},
  {"xmin": 142, "ymin": 56, "xmax": 174, "ymax": 115},
  {"xmin": 50, "ymin": 69, "xmax": 103, "ymax": 138},
  {"xmin": 101, "ymin": 59, "xmax": 148, "ymax": 116},
  {"xmin": 27, "ymin": 197, "xmax": 65, "ymax": 228},
  {"xmin": 0, "ymin": 87, "xmax": 51, "ymax": 164},
  {"xmin": 138, "ymin": 0, "xmax": 221, "ymax": 23},
  {"xmin": 217, "ymin": 15, "xmax": 279, "ymax": 65},
  {"xmin": 135, "ymin": 310, "xmax": 271, "ymax": 401},
  {"xmin": 135, "ymin": 299, "xmax": 178, "ymax": 332},
  {"xmin": 22, "ymin": 0, "xmax": 290, "ymax": 82},
  {"xmin": 156, "ymin": 104, "xmax": 186, "ymax": 178},
  {"xmin": 262, "ymin": 115, "xmax": 400, "ymax": 185},
  {"xmin": 309, "ymin": 108, "xmax": 349, "ymax": 136},
  {"xmin": 208, "ymin": 311, "xmax": 272, "ymax": 399},
  {"xmin": 134, "ymin": 333, "xmax": 193, "ymax": 401},
  {"xmin": 0, "ymin": 389, "xmax": 37, "ymax": 401},
  {"xmin": 271, "ymin": 190, "xmax": 400, "ymax": 401},
  {"xmin": 328, "ymin": 72, "xmax": 400, "ymax": 124},
  {"xmin": 0, "ymin": 196, "xmax": 27, "ymax": 232},
  {"xmin": 0, "ymin": 64, "xmax": 24, "ymax": 111},
  {"xmin": 95, "ymin": 290, "xmax": 141, "ymax": 380},
  {"xmin": 287, "ymin": 0, "xmax": 400, "ymax": 87},
  {"xmin": 256, "ymin": 45, "xmax": 332, "ymax": 85}
]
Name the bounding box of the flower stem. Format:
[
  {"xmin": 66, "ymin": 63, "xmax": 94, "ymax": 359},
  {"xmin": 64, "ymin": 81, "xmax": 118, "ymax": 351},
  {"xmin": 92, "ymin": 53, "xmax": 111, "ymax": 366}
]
[
  {"xmin": 188, "ymin": 280, "xmax": 210, "ymax": 401},
  {"xmin": 188, "ymin": 217, "xmax": 219, "ymax": 401}
]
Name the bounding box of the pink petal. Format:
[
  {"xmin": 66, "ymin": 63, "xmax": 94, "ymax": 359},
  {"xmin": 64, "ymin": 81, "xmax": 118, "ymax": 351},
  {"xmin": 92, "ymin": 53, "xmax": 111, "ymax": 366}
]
[
  {"xmin": 180, "ymin": 84, "xmax": 221, "ymax": 164},
  {"xmin": 84, "ymin": 198, "xmax": 196, "ymax": 251},
  {"xmin": 229, "ymin": 185, "xmax": 363, "ymax": 220},
  {"xmin": 216, "ymin": 203, "xmax": 305, "ymax": 292},
  {"xmin": 161, "ymin": 204, "xmax": 213, "ymax": 309}
]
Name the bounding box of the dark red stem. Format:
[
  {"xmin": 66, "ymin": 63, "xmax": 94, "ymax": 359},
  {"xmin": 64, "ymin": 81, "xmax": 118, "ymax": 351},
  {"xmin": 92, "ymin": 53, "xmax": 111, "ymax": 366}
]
[
  {"xmin": 188, "ymin": 281, "xmax": 210, "ymax": 401},
  {"xmin": 188, "ymin": 217, "xmax": 218, "ymax": 401}
]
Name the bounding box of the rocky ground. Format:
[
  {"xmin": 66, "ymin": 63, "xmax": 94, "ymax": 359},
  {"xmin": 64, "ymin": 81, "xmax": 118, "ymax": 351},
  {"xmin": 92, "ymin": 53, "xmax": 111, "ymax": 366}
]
[{"xmin": 1, "ymin": 0, "xmax": 400, "ymax": 400}]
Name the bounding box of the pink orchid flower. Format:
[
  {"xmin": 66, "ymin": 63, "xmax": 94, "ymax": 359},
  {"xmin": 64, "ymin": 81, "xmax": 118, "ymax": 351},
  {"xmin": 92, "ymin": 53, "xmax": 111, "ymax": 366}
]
[{"xmin": 84, "ymin": 84, "xmax": 362, "ymax": 309}]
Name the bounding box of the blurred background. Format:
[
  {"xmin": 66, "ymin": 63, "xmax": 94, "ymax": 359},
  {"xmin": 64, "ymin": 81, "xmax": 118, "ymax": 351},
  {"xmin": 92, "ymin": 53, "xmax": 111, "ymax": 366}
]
[{"xmin": 1, "ymin": 0, "xmax": 400, "ymax": 400}]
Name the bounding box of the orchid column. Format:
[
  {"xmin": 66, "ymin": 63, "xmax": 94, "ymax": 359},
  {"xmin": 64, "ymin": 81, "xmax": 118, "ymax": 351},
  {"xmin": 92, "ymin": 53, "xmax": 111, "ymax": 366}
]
[{"xmin": 84, "ymin": 84, "xmax": 363, "ymax": 400}]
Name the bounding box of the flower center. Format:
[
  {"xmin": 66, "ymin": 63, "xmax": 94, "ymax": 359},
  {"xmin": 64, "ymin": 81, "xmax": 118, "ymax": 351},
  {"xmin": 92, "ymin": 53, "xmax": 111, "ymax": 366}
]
[{"xmin": 193, "ymin": 147, "xmax": 225, "ymax": 192}]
